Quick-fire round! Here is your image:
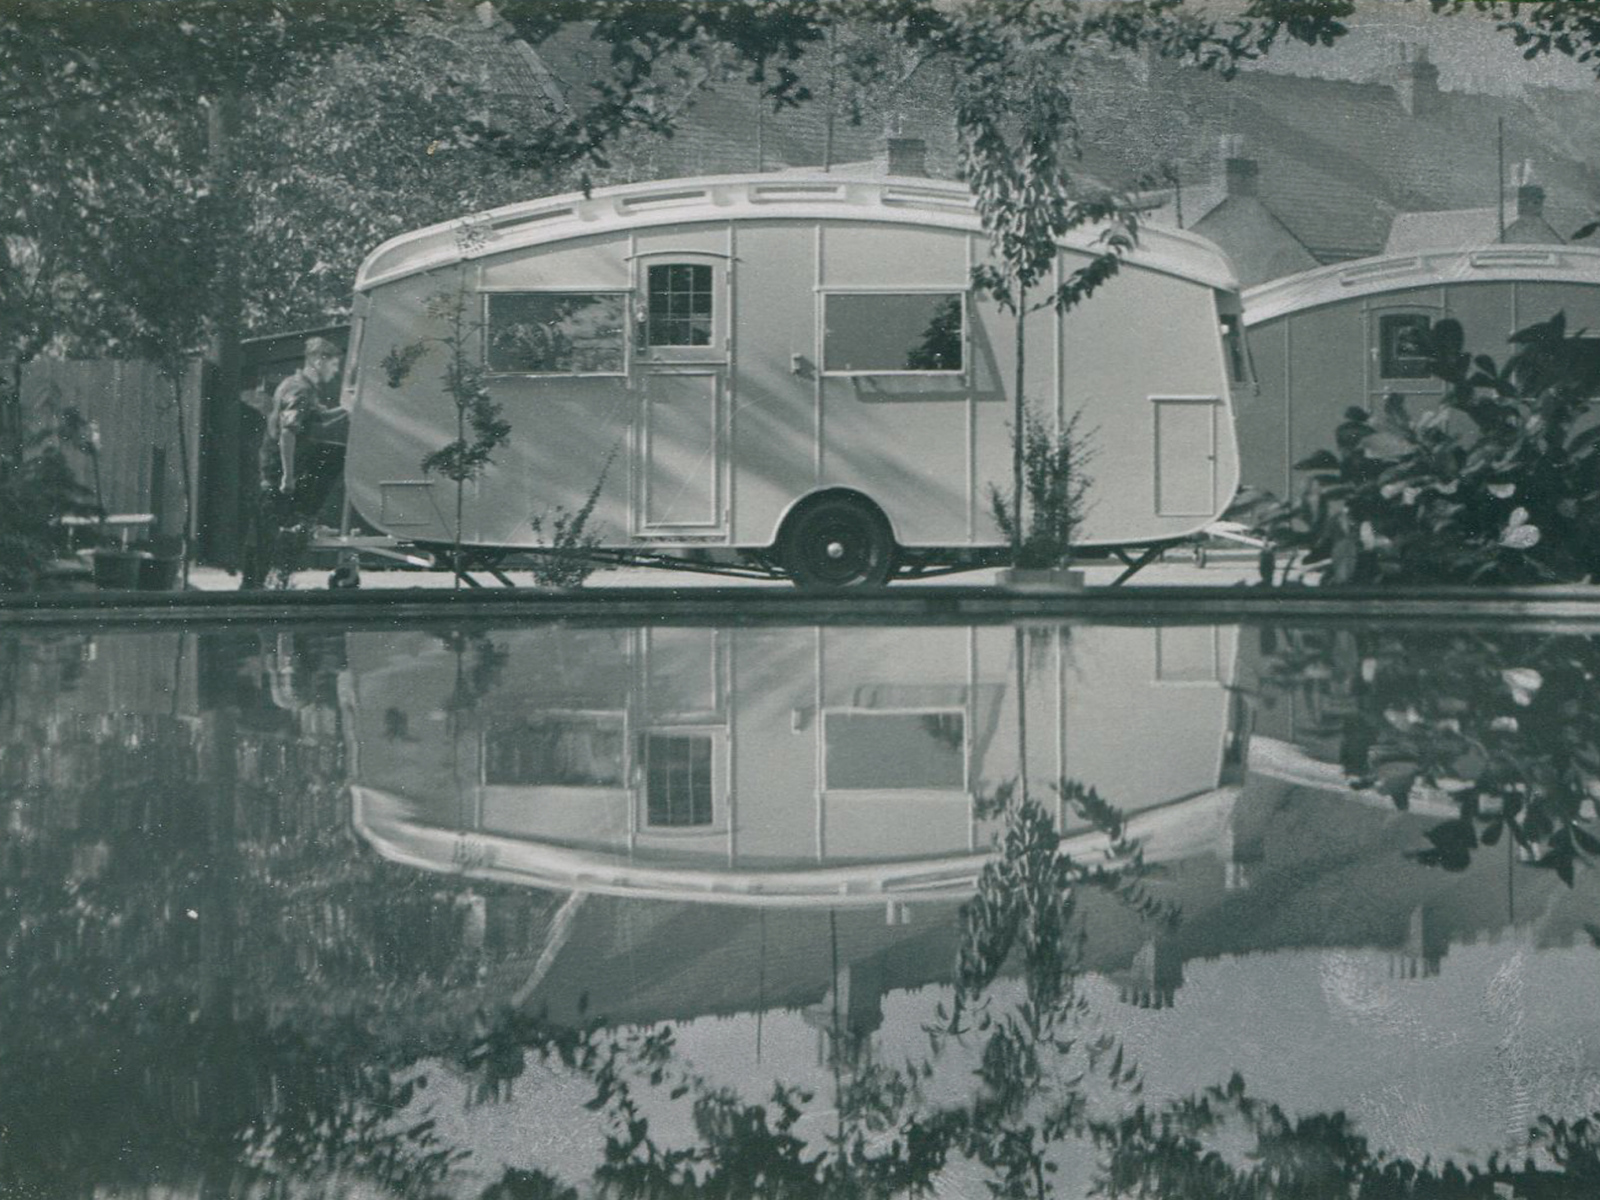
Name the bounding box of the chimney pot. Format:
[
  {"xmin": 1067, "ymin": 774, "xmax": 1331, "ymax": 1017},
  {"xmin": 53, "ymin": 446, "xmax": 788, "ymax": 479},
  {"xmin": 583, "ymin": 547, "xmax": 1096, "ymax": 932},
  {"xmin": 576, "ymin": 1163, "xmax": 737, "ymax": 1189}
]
[
  {"xmin": 1225, "ymin": 156, "xmax": 1259, "ymax": 198},
  {"xmin": 887, "ymin": 136, "xmax": 927, "ymax": 177}
]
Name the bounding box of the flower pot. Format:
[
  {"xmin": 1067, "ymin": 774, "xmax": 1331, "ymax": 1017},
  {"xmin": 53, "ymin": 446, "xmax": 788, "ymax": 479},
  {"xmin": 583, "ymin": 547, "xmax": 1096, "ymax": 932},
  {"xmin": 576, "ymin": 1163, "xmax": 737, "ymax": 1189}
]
[
  {"xmin": 138, "ymin": 553, "xmax": 183, "ymax": 591},
  {"xmin": 998, "ymin": 566, "xmax": 1085, "ymax": 592},
  {"xmin": 92, "ymin": 548, "xmax": 150, "ymax": 591}
]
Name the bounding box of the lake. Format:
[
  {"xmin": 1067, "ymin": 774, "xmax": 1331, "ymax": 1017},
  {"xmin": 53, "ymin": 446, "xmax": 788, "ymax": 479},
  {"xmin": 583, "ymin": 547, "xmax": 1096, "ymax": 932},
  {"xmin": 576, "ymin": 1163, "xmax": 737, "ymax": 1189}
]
[{"xmin": 4, "ymin": 614, "xmax": 1598, "ymax": 1197}]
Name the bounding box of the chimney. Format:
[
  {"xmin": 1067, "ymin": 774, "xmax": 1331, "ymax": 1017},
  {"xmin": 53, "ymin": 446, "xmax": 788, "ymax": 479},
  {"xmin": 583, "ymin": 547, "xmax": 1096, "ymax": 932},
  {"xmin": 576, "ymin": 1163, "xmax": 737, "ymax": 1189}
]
[
  {"xmin": 886, "ymin": 136, "xmax": 927, "ymax": 177},
  {"xmin": 1516, "ymin": 183, "xmax": 1546, "ymax": 221},
  {"xmin": 1397, "ymin": 45, "xmax": 1440, "ymax": 117},
  {"xmin": 1220, "ymin": 134, "xmax": 1257, "ymax": 198}
]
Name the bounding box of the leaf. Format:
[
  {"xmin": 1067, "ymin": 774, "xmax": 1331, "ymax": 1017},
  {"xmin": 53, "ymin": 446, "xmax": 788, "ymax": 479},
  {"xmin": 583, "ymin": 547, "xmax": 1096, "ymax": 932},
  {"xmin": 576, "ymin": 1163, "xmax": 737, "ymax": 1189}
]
[
  {"xmin": 1500, "ymin": 523, "xmax": 1541, "ymax": 551},
  {"xmin": 1293, "ymin": 449, "xmax": 1340, "ymax": 471}
]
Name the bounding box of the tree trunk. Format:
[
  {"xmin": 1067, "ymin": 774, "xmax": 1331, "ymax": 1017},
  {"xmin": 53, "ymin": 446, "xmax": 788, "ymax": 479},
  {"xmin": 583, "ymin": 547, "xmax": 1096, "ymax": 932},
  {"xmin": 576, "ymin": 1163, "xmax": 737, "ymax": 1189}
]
[
  {"xmin": 1012, "ymin": 299, "xmax": 1026, "ymax": 559},
  {"xmin": 201, "ymin": 90, "xmax": 243, "ymax": 567},
  {"xmin": 2, "ymin": 354, "xmax": 23, "ymax": 468}
]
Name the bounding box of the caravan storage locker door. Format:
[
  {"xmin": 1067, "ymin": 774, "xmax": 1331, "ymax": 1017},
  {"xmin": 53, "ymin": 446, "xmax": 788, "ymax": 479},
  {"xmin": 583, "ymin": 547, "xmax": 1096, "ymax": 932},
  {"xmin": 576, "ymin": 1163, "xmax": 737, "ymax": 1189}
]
[
  {"xmin": 1151, "ymin": 396, "xmax": 1220, "ymax": 518},
  {"xmin": 633, "ymin": 256, "xmax": 729, "ymax": 536}
]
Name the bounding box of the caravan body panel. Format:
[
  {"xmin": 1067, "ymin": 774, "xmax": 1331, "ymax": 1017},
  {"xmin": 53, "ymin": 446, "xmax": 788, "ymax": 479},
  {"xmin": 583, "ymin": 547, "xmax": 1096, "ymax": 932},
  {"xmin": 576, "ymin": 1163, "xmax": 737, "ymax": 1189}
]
[{"xmin": 343, "ymin": 175, "xmax": 1242, "ymax": 554}]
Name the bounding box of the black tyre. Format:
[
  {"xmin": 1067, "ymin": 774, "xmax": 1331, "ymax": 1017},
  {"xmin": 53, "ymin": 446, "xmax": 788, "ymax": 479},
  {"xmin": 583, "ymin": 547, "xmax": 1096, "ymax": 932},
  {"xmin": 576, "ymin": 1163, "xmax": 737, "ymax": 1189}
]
[{"xmin": 779, "ymin": 496, "xmax": 897, "ymax": 590}]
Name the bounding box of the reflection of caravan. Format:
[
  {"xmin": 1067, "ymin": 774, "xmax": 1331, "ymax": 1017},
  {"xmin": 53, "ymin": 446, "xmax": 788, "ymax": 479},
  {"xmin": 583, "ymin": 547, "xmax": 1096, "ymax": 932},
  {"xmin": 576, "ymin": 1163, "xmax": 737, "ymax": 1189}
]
[
  {"xmin": 342, "ymin": 175, "xmax": 1245, "ymax": 586},
  {"xmin": 1238, "ymin": 245, "xmax": 1600, "ymax": 498},
  {"xmin": 347, "ymin": 624, "xmax": 1240, "ymax": 904}
]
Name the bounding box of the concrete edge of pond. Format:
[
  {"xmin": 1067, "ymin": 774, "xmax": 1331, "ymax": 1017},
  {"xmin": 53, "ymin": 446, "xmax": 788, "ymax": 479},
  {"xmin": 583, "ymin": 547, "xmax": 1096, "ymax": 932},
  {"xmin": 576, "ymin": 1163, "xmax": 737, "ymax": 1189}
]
[{"xmin": 7, "ymin": 583, "xmax": 1600, "ymax": 630}]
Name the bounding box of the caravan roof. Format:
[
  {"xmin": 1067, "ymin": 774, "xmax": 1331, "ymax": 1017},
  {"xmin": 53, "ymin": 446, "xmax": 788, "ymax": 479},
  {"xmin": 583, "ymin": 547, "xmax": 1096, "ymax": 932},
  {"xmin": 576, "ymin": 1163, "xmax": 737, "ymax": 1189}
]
[
  {"xmin": 1243, "ymin": 244, "xmax": 1600, "ymax": 327},
  {"xmin": 354, "ymin": 172, "xmax": 1238, "ymax": 294}
]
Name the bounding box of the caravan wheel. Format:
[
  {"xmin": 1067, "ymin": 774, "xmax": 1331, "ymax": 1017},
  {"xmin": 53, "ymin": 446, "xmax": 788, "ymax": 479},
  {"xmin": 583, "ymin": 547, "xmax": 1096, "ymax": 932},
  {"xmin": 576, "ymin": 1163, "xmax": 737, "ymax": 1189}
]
[{"xmin": 779, "ymin": 496, "xmax": 896, "ymax": 590}]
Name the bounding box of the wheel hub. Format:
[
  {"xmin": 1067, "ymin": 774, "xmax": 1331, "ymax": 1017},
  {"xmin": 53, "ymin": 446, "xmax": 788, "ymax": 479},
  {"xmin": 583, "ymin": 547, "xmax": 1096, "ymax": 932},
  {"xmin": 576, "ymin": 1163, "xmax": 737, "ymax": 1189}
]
[{"xmin": 826, "ymin": 541, "xmax": 846, "ymax": 560}]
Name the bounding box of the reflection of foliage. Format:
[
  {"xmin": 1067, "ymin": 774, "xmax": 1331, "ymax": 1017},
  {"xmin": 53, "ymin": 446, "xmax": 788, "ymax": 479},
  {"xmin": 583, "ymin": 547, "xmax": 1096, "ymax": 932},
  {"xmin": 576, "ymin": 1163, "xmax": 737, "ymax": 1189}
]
[
  {"xmin": 988, "ymin": 408, "xmax": 1094, "ymax": 570},
  {"xmin": 1257, "ymin": 625, "xmax": 1600, "ymax": 884},
  {"xmin": 1255, "ymin": 315, "xmax": 1600, "ymax": 585},
  {"xmin": 905, "ymin": 295, "xmax": 964, "ymax": 371},
  {"xmin": 1090, "ymin": 1071, "xmax": 1600, "ymax": 1199}
]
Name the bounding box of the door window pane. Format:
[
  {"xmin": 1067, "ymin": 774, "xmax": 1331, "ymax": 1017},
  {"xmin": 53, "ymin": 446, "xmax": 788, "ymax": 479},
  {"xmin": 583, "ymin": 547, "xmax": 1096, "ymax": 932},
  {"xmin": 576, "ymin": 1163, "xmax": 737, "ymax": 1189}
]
[
  {"xmin": 487, "ymin": 293, "xmax": 626, "ymax": 373},
  {"xmin": 825, "ymin": 712, "xmax": 965, "ymax": 790},
  {"xmin": 645, "ymin": 734, "xmax": 714, "ymax": 826},
  {"xmin": 647, "ymin": 264, "xmax": 714, "ymax": 347},
  {"xmin": 824, "ymin": 293, "xmax": 964, "ymax": 372},
  {"xmin": 1378, "ymin": 313, "xmax": 1433, "ymax": 380}
]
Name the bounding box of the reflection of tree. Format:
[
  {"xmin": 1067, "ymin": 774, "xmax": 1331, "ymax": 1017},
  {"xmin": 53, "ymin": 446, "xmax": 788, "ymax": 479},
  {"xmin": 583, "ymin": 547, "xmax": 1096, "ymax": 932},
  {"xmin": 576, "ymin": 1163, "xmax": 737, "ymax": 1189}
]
[
  {"xmin": 905, "ymin": 294, "xmax": 963, "ymax": 371},
  {"xmin": 1255, "ymin": 626, "xmax": 1600, "ymax": 884}
]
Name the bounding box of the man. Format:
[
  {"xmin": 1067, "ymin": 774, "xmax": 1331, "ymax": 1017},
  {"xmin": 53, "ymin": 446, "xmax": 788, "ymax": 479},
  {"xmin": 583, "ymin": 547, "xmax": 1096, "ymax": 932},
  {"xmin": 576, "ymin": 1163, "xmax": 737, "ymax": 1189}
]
[
  {"xmin": 260, "ymin": 335, "xmax": 348, "ymax": 521},
  {"xmin": 243, "ymin": 337, "xmax": 348, "ymax": 588}
]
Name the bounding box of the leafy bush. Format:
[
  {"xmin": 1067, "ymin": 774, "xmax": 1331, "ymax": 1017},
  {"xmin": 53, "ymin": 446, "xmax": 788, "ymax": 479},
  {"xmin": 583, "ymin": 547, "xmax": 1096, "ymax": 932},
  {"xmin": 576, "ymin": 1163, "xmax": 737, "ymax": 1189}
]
[
  {"xmin": 1255, "ymin": 314, "xmax": 1600, "ymax": 585},
  {"xmin": 988, "ymin": 407, "xmax": 1093, "ymax": 569},
  {"xmin": 0, "ymin": 414, "xmax": 102, "ymax": 592}
]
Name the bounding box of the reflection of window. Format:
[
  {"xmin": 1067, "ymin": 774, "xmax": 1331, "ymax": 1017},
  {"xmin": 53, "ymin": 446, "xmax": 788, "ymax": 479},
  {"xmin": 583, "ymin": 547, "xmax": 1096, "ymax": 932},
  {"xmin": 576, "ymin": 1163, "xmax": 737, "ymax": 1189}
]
[
  {"xmin": 824, "ymin": 293, "xmax": 964, "ymax": 373},
  {"xmin": 645, "ymin": 734, "xmax": 713, "ymax": 826},
  {"xmin": 646, "ymin": 264, "xmax": 713, "ymax": 347},
  {"xmin": 487, "ymin": 293, "xmax": 627, "ymax": 374},
  {"xmin": 825, "ymin": 712, "xmax": 966, "ymax": 789},
  {"xmin": 1377, "ymin": 313, "xmax": 1433, "ymax": 380},
  {"xmin": 483, "ymin": 715, "xmax": 625, "ymax": 786}
]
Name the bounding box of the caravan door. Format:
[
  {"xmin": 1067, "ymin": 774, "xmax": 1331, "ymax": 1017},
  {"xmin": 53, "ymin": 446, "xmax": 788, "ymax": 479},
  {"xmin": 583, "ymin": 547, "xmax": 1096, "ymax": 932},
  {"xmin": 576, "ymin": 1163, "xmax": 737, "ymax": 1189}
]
[{"xmin": 633, "ymin": 257, "xmax": 729, "ymax": 538}]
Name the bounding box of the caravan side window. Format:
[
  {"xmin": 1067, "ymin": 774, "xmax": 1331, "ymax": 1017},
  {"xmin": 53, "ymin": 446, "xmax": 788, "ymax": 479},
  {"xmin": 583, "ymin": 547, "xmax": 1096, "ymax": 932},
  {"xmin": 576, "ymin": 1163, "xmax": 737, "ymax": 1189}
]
[
  {"xmin": 482, "ymin": 715, "xmax": 626, "ymax": 786},
  {"xmin": 823, "ymin": 292, "xmax": 964, "ymax": 373},
  {"xmin": 485, "ymin": 292, "xmax": 627, "ymax": 375},
  {"xmin": 1376, "ymin": 312, "xmax": 1433, "ymax": 380},
  {"xmin": 823, "ymin": 711, "xmax": 966, "ymax": 790}
]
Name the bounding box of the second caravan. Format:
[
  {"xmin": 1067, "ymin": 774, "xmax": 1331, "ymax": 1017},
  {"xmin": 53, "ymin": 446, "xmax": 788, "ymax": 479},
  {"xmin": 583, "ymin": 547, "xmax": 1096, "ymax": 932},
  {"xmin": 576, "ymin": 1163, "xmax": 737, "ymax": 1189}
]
[{"xmin": 341, "ymin": 174, "xmax": 1246, "ymax": 586}]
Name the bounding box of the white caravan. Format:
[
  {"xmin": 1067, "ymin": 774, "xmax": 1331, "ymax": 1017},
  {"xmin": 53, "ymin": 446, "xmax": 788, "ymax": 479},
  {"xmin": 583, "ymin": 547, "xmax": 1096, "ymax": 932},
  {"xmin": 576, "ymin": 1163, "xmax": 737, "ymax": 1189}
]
[{"xmin": 342, "ymin": 174, "xmax": 1245, "ymax": 586}]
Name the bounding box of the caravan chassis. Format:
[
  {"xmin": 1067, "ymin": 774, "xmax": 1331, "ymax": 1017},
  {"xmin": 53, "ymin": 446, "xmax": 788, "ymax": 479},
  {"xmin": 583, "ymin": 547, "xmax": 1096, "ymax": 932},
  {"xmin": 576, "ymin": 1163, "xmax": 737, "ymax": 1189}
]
[{"xmin": 311, "ymin": 526, "xmax": 1212, "ymax": 588}]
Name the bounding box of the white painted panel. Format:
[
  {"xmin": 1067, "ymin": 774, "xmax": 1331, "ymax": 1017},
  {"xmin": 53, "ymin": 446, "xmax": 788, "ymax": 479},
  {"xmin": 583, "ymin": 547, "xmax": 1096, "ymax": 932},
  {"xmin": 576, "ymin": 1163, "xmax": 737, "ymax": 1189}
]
[{"xmin": 642, "ymin": 371, "xmax": 722, "ymax": 530}]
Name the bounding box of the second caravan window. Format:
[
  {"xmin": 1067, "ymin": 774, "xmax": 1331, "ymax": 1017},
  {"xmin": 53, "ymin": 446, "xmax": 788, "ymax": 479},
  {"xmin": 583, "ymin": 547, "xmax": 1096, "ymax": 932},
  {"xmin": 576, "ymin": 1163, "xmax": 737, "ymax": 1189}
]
[
  {"xmin": 1377, "ymin": 312, "xmax": 1433, "ymax": 380},
  {"xmin": 824, "ymin": 293, "xmax": 964, "ymax": 373},
  {"xmin": 486, "ymin": 293, "xmax": 627, "ymax": 374}
]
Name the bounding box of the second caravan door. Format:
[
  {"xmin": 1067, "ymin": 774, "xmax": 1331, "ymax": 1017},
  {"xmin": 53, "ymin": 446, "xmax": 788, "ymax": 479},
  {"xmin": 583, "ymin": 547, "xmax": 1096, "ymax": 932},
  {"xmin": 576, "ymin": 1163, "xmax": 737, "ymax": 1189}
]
[{"xmin": 634, "ymin": 258, "xmax": 728, "ymax": 537}]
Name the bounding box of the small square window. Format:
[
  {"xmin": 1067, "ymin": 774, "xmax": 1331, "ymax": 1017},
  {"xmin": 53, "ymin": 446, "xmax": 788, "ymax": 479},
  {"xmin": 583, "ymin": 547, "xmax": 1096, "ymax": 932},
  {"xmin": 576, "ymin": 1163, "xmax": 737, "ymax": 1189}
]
[
  {"xmin": 824, "ymin": 293, "xmax": 964, "ymax": 373},
  {"xmin": 647, "ymin": 264, "xmax": 714, "ymax": 348},
  {"xmin": 487, "ymin": 293, "xmax": 626, "ymax": 374},
  {"xmin": 1378, "ymin": 313, "xmax": 1433, "ymax": 380}
]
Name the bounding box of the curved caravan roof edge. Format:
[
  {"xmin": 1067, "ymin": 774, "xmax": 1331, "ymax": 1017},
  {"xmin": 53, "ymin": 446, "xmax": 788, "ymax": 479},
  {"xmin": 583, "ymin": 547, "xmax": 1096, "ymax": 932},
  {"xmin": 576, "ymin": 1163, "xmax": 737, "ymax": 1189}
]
[
  {"xmin": 1243, "ymin": 244, "xmax": 1600, "ymax": 328},
  {"xmin": 354, "ymin": 173, "xmax": 1238, "ymax": 294},
  {"xmin": 350, "ymin": 784, "xmax": 1239, "ymax": 908}
]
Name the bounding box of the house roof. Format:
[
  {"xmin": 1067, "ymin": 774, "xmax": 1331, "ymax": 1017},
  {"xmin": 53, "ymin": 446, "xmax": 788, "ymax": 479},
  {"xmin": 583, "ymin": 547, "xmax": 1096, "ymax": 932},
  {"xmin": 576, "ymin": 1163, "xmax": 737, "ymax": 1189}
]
[
  {"xmin": 1072, "ymin": 53, "xmax": 1600, "ymax": 267},
  {"xmin": 1385, "ymin": 205, "xmax": 1566, "ymax": 254}
]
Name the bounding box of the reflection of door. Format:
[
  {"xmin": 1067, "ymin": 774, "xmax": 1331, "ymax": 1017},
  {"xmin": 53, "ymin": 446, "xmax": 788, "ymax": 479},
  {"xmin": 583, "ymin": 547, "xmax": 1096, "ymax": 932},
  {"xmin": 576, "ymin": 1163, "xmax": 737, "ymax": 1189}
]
[
  {"xmin": 1152, "ymin": 396, "xmax": 1219, "ymax": 517},
  {"xmin": 638, "ymin": 369, "xmax": 725, "ymax": 533}
]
